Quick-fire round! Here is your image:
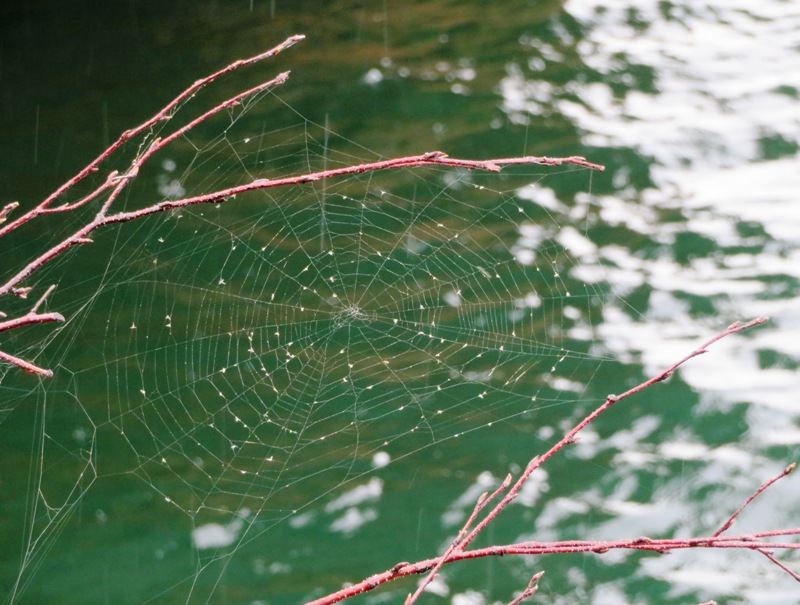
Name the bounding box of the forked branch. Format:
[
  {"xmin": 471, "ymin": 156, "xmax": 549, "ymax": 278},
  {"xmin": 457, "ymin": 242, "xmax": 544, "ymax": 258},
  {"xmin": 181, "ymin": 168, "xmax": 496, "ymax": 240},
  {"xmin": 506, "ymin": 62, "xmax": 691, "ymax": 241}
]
[
  {"xmin": 0, "ymin": 285, "xmax": 64, "ymax": 377},
  {"xmin": 306, "ymin": 317, "xmax": 800, "ymax": 605}
]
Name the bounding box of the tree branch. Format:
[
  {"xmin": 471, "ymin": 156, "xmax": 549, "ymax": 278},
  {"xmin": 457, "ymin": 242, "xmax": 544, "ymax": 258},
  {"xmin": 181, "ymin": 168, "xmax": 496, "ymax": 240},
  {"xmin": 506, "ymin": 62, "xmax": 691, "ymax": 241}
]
[
  {"xmin": 303, "ymin": 318, "xmax": 795, "ymax": 605},
  {"xmin": 0, "ymin": 34, "xmax": 305, "ymax": 239},
  {"xmin": 714, "ymin": 462, "xmax": 795, "ymax": 537},
  {"xmin": 102, "ymin": 152, "xmax": 603, "ymax": 226},
  {"xmin": 458, "ymin": 316, "xmax": 769, "ymax": 552}
]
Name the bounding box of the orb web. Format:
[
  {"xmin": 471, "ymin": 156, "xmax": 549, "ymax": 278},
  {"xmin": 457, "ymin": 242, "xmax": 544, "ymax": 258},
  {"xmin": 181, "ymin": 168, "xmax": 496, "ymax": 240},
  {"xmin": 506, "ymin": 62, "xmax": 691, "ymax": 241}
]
[
  {"xmin": 1, "ymin": 91, "xmax": 612, "ymax": 602},
  {"xmin": 104, "ymin": 169, "xmax": 604, "ymax": 514}
]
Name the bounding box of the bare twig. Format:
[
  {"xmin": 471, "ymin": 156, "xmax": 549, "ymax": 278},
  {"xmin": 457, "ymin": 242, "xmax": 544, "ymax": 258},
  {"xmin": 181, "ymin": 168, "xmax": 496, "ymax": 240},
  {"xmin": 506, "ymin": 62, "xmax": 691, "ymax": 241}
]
[
  {"xmin": 0, "ymin": 350, "xmax": 54, "ymax": 377},
  {"xmin": 406, "ymin": 474, "xmax": 513, "ymax": 605},
  {"xmin": 304, "ymin": 318, "xmax": 787, "ymax": 605},
  {"xmin": 507, "ymin": 571, "xmax": 544, "ymax": 605},
  {"xmin": 103, "ymin": 152, "xmax": 603, "ymax": 226},
  {"xmin": 458, "ymin": 317, "xmax": 769, "ymax": 552},
  {"xmin": 0, "ymin": 310, "xmax": 64, "ymax": 334},
  {"xmin": 714, "ymin": 463, "xmax": 795, "ymax": 536},
  {"xmin": 759, "ymin": 550, "xmax": 800, "ymax": 583},
  {"xmin": 305, "ymin": 530, "xmax": 800, "ymax": 605},
  {"xmin": 0, "ymin": 34, "xmax": 305, "ymax": 239}
]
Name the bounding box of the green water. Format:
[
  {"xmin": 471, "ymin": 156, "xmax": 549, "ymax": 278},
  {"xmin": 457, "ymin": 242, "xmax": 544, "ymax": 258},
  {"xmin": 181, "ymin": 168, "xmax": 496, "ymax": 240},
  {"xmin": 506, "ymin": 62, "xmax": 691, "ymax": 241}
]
[{"xmin": 2, "ymin": 2, "xmax": 799, "ymax": 604}]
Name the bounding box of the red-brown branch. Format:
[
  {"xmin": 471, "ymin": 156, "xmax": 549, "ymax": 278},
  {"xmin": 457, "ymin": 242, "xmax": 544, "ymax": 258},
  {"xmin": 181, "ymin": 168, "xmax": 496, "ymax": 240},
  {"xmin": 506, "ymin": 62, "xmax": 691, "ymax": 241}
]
[
  {"xmin": 0, "ymin": 34, "xmax": 305, "ymax": 239},
  {"xmin": 305, "ymin": 531, "xmax": 799, "ymax": 605},
  {"xmin": 458, "ymin": 316, "xmax": 769, "ymax": 551},
  {"xmin": 103, "ymin": 152, "xmax": 603, "ymax": 227},
  {"xmin": 507, "ymin": 571, "xmax": 544, "ymax": 605},
  {"xmin": 714, "ymin": 463, "xmax": 795, "ymax": 536},
  {"xmin": 0, "ymin": 311, "xmax": 64, "ymax": 333},
  {"xmin": 0, "ymin": 350, "xmax": 54, "ymax": 377},
  {"xmin": 303, "ymin": 318, "xmax": 789, "ymax": 605}
]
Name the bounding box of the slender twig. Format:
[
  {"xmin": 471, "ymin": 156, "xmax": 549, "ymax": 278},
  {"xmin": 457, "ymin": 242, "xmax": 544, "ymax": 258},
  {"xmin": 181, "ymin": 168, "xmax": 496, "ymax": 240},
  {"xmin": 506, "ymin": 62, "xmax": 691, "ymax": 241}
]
[
  {"xmin": 0, "ymin": 350, "xmax": 53, "ymax": 377},
  {"xmin": 406, "ymin": 474, "xmax": 512, "ymax": 605},
  {"xmin": 304, "ymin": 318, "xmax": 781, "ymax": 605},
  {"xmin": 102, "ymin": 153, "xmax": 603, "ymax": 225},
  {"xmin": 304, "ymin": 531, "xmax": 800, "ymax": 605},
  {"xmin": 30, "ymin": 284, "xmax": 57, "ymax": 314},
  {"xmin": 0, "ymin": 311, "xmax": 64, "ymax": 334},
  {"xmin": 714, "ymin": 463, "xmax": 795, "ymax": 536},
  {"xmin": 507, "ymin": 571, "xmax": 544, "ymax": 605},
  {"xmin": 458, "ymin": 317, "xmax": 769, "ymax": 551},
  {"xmin": 38, "ymin": 170, "xmax": 130, "ymax": 214},
  {"xmin": 759, "ymin": 550, "xmax": 800, "ymax": 583},
  {"xmin": 0, "ymin": 151, "xmax": 602, "ymax": 305},
  {"xmin": 0, "ymin": 34, "xmax": 305, "ymax": 239}
]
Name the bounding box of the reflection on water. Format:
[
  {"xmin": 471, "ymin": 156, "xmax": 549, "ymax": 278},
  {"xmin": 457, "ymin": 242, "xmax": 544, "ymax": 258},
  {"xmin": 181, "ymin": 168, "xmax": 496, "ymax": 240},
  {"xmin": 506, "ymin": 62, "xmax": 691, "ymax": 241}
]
[
  {"xmin": 1, "ymin": 1, "xmax": 798, "ymax": 604},
  {"xmin": 554, "ymin": 1, "xmax": 800, "ymax": 416}
]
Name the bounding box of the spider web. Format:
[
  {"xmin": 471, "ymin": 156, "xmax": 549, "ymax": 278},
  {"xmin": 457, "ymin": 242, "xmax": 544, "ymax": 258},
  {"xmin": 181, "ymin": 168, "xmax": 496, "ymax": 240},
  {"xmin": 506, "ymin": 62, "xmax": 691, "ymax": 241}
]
[{"xmin": 2, "ymin": 90, "xmax": 613, "ymax": 603}]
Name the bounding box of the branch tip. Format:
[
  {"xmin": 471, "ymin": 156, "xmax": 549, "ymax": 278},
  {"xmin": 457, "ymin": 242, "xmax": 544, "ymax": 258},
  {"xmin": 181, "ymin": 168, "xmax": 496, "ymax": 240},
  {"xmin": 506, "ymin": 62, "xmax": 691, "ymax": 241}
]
[
  {"xmin": 0, "ymin": 201, "xmax": 19, "ymax": 224},
  {"xmin": 736, "ymin": 315, "xmax": 769, "ymax": 331},
  {"xmin": 31, "ymin": 284, "xmax": 57, "ymax": 313},
  {"xmin": 0, "ymin": 350, "xmax": 54, "ymax": 377},
  {"xmin": 507, "ymin": 571, "xmax": 544, "ymax": 605},
  {"xmin": 525, "ymin": 456, "xmax": 541, "ymax": 471}
]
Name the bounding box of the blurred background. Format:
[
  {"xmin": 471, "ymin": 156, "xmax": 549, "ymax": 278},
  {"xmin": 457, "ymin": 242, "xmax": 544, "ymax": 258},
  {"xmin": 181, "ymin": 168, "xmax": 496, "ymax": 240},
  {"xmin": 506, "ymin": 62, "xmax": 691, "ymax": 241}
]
[{"xmin": 1, "ymin": 1, "xmax": 799, "ymax": 604}]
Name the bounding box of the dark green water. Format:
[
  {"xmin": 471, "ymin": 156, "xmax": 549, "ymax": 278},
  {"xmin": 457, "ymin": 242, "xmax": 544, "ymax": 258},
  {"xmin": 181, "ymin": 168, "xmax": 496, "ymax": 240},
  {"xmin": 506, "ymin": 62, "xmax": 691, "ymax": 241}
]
[{"xmin": 2, "ymin": 2, "xmax": 799, "ymax": 604}]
